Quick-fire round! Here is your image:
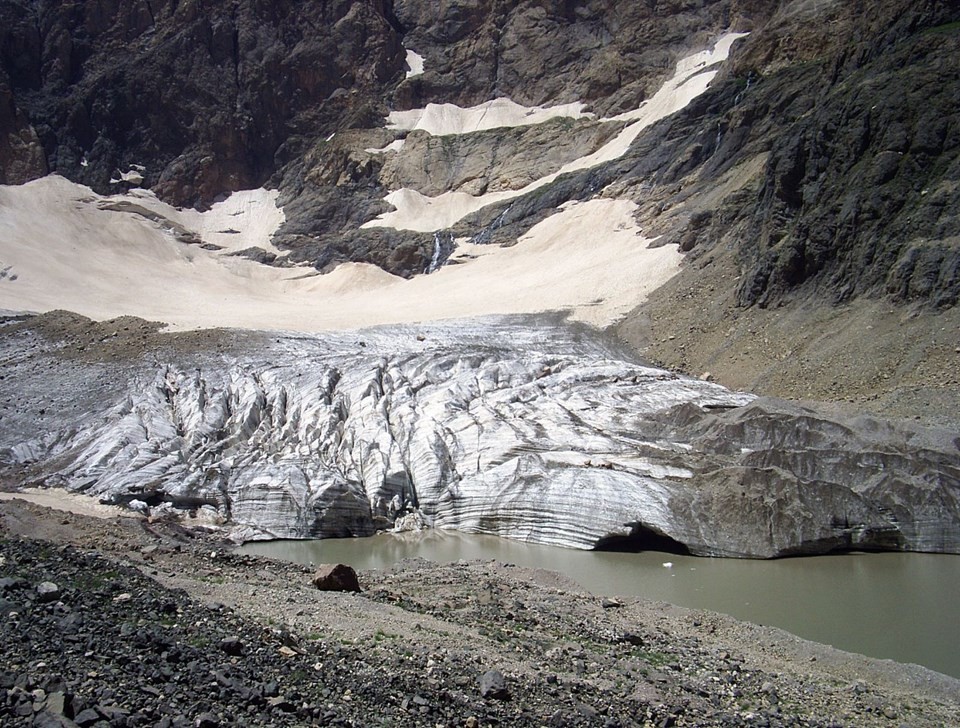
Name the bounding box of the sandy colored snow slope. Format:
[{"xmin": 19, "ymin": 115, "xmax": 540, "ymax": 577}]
[
  {"xmin": 364, "ymin": 33, "xmax": 748, "ymax": 233},
  {"xmin": 0, "ymin": 177, "xmax": 678, "ymax": 331},
  {"xmin": 0, "ymin": 37, "xmax": 748, "ymax": 333},
  {"xmin": 387, "ymin": 98, "xmax": 591, "ymax": 136}
]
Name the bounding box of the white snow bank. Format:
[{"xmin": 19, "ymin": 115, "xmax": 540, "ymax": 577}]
[
  {"xmin": 110, "ymin": 166, "xmax": 145, "ymax": 185},
  {"xmin": 103, "ymin": 186, "xmax": 285, "ymax": 255},
  {"xmin": 180, "ymin": 188, "xmax": 286, "ymax": 254},
  {"xmin": 365, "ymin": 187, "xmax": 518, "ymax": 232},
  {"xmin": 0, "ymin": 177, "xmax": 679, "ymax": 331},
  {"xmin": 387, "ymin": 98, "xmax": 591, "ymax": 136},
  {"xmin": 365, "ymin": 32, "xmax": 748, "ymax": 233},
  {"xmin": 365, "ymin": 139, "xmax": 406, "ymax": 154},
  {"xmin": 405, "ymin": 49, "xmax": 425, "ymax": 78}
]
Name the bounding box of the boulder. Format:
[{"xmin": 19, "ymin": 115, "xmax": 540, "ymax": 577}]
[
  {"xmin": 35, "ymin": 582, "xmax": 60, "ymax": 603},
  {"xmin": 311, "ymin": 564, "xmax": 361, "ymax": 593},
  {"xmin": 479, "ymin": 669, "xmax": 509, "ymax": 700}
]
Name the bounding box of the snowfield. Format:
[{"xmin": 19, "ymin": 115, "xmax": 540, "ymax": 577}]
[{"xmin": 0, "ymin": 177, "xmax": 677, "ymax": 331}]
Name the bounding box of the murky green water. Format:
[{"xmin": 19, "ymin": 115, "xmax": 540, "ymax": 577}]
[{"xmin": 240, "ymin": 530, "xmax": 960, "ymax": 678}]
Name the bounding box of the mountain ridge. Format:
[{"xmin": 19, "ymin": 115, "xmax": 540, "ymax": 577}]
[{"xmin": 0, "ymin": 1, "xmax": 958, "ymax": 556}]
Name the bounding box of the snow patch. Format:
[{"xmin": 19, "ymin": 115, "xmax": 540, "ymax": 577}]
[
  {"xmin": 405, "ymin": 49, "xmax": 425, "ymax": 78},
  {"xmin": 0, "ymin": 178, "xmax": 679, "ymax": 331},
  {"xmin": 365, "ymin": 139, "xmax": 406, "ymax": 155},
  {"xmin": 363, "ymin": 187, "xmax": 518, "ymax": 232},
  {"xmin": 365, "ymin": 32, "xmax": 749, "ymax": 233},
  {"xmin": 109, "ymin": 165, "xmax": 145, "ymax": 186},
  {"xmin": 179, "ymin": 188, "xmax": 286, "ymax": 255},
  {"xmin": 387, "ymin": 98, "xmax": 591, "ymax": 136},
  {"xmin": 105, "ymin": 185, "xmax": 286, "ymax": 255}
]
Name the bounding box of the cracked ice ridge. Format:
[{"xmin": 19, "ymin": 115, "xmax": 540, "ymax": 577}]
[
  {"xmin": 10, "ymin": 325, "xmax": 746, "ymax": 547},
  {"xmin": 6, "ymin": 320, "xmax": 958, "ymax": 557}
]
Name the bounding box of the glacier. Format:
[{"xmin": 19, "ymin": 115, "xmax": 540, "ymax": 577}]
[{"xmin": 2, "ymin": 314, "xmax": 957, "ymax": 558}]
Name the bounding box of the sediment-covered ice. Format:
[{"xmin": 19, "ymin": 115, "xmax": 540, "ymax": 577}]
[{"xmin": 3, "ymin": 319, "xmax": 957, "ymax": 557}]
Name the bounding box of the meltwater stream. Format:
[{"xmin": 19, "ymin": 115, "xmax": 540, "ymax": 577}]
[{"xmin": 241, "ymin": 531, "xmax": 960, "ymax": 679}]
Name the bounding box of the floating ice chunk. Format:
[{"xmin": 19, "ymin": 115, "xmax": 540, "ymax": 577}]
[{"xmin": 663, "ymin": 561, "xmax": 674, "ymax": 568}]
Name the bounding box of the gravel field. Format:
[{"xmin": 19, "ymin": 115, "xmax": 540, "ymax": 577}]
[{"xmin": 1, "ymin": 499, "xmax": 958, "ymax": 727}]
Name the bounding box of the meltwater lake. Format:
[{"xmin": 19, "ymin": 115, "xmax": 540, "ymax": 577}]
[{"xmin": 240, "ymin": 530, "xmax": 960, "ymax": 679}]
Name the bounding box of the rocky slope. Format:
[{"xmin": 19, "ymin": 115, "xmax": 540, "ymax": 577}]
[
  {"xmin": 1, "ymin": 311, "xmax": 957, "ymax": 558},
  {"xmin": 615, "ymin": 1, "xmax": 960, "ymax": 414},
  {"xmin": 2, "ymin": 500, "xmax": 960, "ymax": 727}
]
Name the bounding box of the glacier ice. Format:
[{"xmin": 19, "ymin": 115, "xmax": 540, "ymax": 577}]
[{"xmin": 2, "ymin": 317, "xmax": 958, "ymax": 558}]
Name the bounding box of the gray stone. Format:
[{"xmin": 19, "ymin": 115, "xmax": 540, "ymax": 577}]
[
  {"xmin": 479, "ymin": 669, "xmax": 509, "ymax": 700},
  {"xmin": 0, "ymin": 577, "xmax": 26, "ymax": 591},
  {"xmin": 195, "ymin": 712, "xmax": 219, "ymax": 728},
  {"xmin": 616, "ymin": 632, "xmax": 645, "ymax": 647},
  {"xmin": 35, "ymin": 582, "xmax": 60, "ymax": 603},
  {"xmin": 31, "ymin": 711, "xmax": 77, "ymax": 728},
  {"xmin": 218, "ymin": 637, "xmax": 244, "ymax": 656},
  {"xmin": 44, "ymin": 691, "xmax": 66, "ymax": 715},
  {"xmin": 576, "ymin": 703, "xmax": 599, "ymax": 720},
  {"xmin": 0, "ymin": 599, "xmax": 20, "ymax": 615},
  {"xmin": 74, "ymin": 709, "xmax": 100, "ymax": 727}
]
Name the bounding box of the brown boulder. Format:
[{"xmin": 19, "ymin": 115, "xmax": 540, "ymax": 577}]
[{"xmin": 311, "ymin": 564, "xmax": 361, "ymax": 593}]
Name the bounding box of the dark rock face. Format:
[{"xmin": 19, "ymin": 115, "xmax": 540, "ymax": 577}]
[
  {"xmin": 0, "ymin": 0, "xmax": 404, "ymax": 207},
  {"xmin": 730, "ymin": 2, "xmax": 960, "ymax": 309},
  {"xmin": 608, "ymin": 1, "xmax": 960, "ymax": 311},
  {"xmin": 0, "ymin": 0, "xmax": 956, "ymax": 301},
  {"xmin": 391, "ymin": 0, "xmax": 754, "ymax": 114}
]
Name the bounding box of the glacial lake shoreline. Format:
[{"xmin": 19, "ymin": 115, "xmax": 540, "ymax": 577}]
[{"xmin": 241, "ymin": 529, "xmax": 960, "ymax": 679}]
